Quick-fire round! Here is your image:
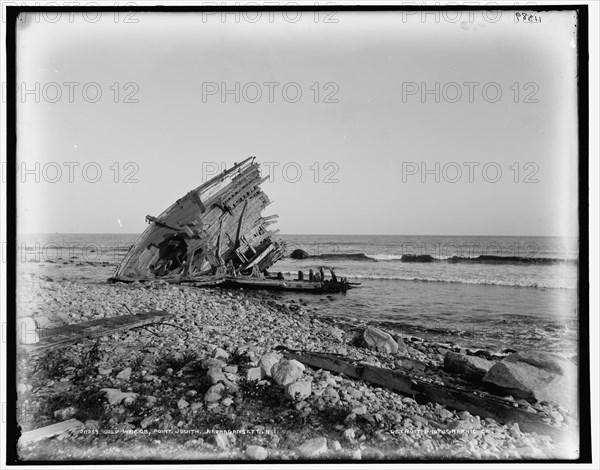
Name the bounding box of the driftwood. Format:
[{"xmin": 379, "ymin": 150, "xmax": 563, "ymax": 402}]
[
  {"xmin": 282, "ymin": 350, "xmax": 569, "ymax": 441},
  {"xmin": 19, "ymin": 419, "xmax": 84, "ymax": 445},
  {"xmin": 21, "ymin": 310, "xmax": 172, "ymax": 352}
]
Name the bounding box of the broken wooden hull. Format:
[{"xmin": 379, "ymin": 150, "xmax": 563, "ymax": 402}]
[
  {"xmin": 223, "ymin": 277, "xmax": 354, "ymax": 293},
  {"xmin": 111, "ymin": 158, "xmax": 286, "ymax": 282}
]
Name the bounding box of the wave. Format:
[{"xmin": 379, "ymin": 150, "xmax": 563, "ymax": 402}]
[
  {"xmin": 298, "ymin": 252, "xmax": 576, "ymax": 265},
  {"xmin": 275, "ymin": 270, "xmax": 574, "ymax": 290},
  {"xmin": 346, "ymin": 273, "xmax": 574, "ymax": 289}
]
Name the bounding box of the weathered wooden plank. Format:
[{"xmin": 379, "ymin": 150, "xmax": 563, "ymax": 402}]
[
  {"xmin": 395, "ymin": 355, "xmax": 428, "ymax": 373},
  {"xmin": 22, "ymin": 310, "xmax": 172, "ymax": 352},
  {"xmin": 283, "ymin": 351, "xmax": 363, "ymax": 378},
  {"xmin": 282, "ymin": 350, "xmax": 569, "ymax": 440},
  {"xmin": 145, "ymin": 215, "xmax": 182, "ymax": 232},
  {"xmin": 19, "ymin": 419, "xmax": 84, "ymax": 445},
  {"xmin": 411, "ymin": 381, "xmax": 567, "ymax": 439},
  {"xmin": 191, "ymin": 191, "xmax": 206, "ymax": 212}
]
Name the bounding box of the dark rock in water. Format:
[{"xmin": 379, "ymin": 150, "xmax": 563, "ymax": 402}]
[
  {"xmin": 290, "ymin": 249, "xmax": 309, "ymax": 259},
  {"xmin": 444, "ymin": 352, "xmax": 493, "ymax": 383},
  {"xmin": 502, "ymin": 348, "xmax": 518, "ymax": 354},
  {"xmin": 401, "ymin": 254, "xmax": 434, "ymax": 262},
  {"xmin": 482, "ymin": 350, "xmax": 577, "ymax": 411},
  {"xmin": 353, "ymin": 326, "xmax": 399, "ymax": 354}
]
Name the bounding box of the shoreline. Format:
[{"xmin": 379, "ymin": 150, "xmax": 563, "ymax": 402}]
[{"xmin": 15, "ymin": 270, "xmax": 579, "ymax": 461}]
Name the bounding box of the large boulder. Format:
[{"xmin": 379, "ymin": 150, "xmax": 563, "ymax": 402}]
[
  {"xmin": 504, "ymin": 350, "xmax": 574, "ymax": 375},
  {"xmin": 290, "ymin": 249, "xmax": 309, "ymax": 259},
  {"xmin": 271, "ymin": 359, "xmax": 304, "ymax": 387},
  {"xmin": 482, "ymin": 351, "xmax": 577, "ymax": 411},
  {"xmin": 285, "ymin": 380, "xmax": 312, "ymax": 401},
  {"xmin": 444, "ymin": 352, "xmax": 494, "ymax": 383},
  {"xmin": 353, "ymin": 326, "xmax": 399, "ymax": 354},
  {"xmin": 298, "ymin": 437, "xmax": 328, "ymax": 458},
  {"xmin": 259, "ymin": 352, "xmax": 283, "ymax": 377}
]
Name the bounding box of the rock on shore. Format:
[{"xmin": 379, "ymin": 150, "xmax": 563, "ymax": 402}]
[
  {"xmin": 444, "ymin": 352, "xmax": 493, "ymax": 383},
  {"xmin": 483, "ymin": 351, "xmax": 577, "ymax": 411}
]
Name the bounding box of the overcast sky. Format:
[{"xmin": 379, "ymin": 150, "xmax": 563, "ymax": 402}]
[{"xmin": 15, "ymin": 9, "xmax": 579, "ymax": 236}]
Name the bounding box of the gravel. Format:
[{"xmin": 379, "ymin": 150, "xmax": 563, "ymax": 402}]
[{"xmin": 15, "ymin": 271, "xmax": 578, "ymax": 461}]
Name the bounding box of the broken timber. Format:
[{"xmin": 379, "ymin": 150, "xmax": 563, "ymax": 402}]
[
  {"xmin": 19, "ymin": 419, "xmax": 84, "ymax": 445},
  {"xmin": 281, "ymin": 350, "xmax": 571, "ymax": 441},
  {"xmin": 20, "ymin": 310, "xmax": 171, "ymax": 352}
]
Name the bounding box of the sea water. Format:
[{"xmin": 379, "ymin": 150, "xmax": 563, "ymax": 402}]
[{"xmin": 16, "ymin": 233, "xmax": 580, "ymax": 357}]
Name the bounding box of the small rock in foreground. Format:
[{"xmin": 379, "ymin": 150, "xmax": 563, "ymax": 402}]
[
  {"xmin": 298, "ymin": 436, "xmax": 328, "ymax": 458},
  {"xmin": 246, "ymin": 445, "xmax": 268, "ymax": 460}
]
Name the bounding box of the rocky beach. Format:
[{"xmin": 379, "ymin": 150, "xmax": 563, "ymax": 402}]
[{"xmin": 14, "ymin": 259, "xmax": 581, "ymax": 462}]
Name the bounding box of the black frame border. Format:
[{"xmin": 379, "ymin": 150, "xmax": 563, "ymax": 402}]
[{"xmin": 4, "ymin": 3, "xmax": 591, "ymax": 465}]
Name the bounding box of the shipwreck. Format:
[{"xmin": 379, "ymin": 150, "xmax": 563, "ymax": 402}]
[{"xmin": 110, "ymin": 157, "xmax": 353, "ymax": 293}]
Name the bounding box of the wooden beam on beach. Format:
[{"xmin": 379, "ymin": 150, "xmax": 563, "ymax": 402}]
[
  {"xmin": 19, "ymin": 419, "xmax": 85, "ymax": 445},
  {"xmin": 281, "ymin": 350, "xmax": 569, "ymax": 440},
  {"xmin": 21, "ymin": 310, "xmax": 172, "ymax": 353}
]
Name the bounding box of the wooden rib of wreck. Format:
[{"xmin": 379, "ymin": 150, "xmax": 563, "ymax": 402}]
[{"xmin": 110, "ymin": 157, "xmax": 353, "ymax": 293}]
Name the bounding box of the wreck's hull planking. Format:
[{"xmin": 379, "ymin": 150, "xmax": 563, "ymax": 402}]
[{"xmin": 111, "ymin": 157, "xmax": 286, "ymax": 282}]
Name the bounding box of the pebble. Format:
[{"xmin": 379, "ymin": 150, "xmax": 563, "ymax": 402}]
[
  {"xmin": 211, "ymin": 347, "xmax": 229, "ymax": 361},
  {"xmin": 259, "ymin": 352, "xmax": 283, "ymax": 377},
  {"xmin": 246, "ymin": 367, "xmax": 265, "ymax": 382},
  {"xmin": 116, "ymin": 368, "xmax": 132, "ymax": 381},
  {"xmin": 53, "ymin": 406, "xmax": 77, "ymax": 420},
  {"xmin": 204, "ymin": 384, "xmax": 225, "ymax": 402},
  {"xmin": 177, "ymin": 398, "xmax": 189, "ymax": 409},
  {"xmin": 272, "ymin": 359, "xmax": 304, "ymax": 386},
  {"xmin": 285, "ymin": 380, "xmax": 312, "ymax": 401},
  {"xmin": 207, "ymin": 369, "xmax": 227, "ymax": 385},
  {"xmin": 246, "ymin": 445, "xmax": 268, "ymax": 460},
  {"xmin": 207, "ymin": 433, "xmax": 232, "ymax": 450},
  {"xmin": 100, "ymin": 388, "xmax": 138, "ymax": 405},
  {"xmin": 18, "ymin": 273, "xmax": 572, "ymax": 461},
  {"xmin": 298, "ymin": 437, "xmax": 328, "ymax": 458}
]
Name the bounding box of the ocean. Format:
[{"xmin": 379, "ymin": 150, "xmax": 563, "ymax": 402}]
[{"xmin": 16, "ymin": 233, "xmax": 580, "ymax": 357}]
